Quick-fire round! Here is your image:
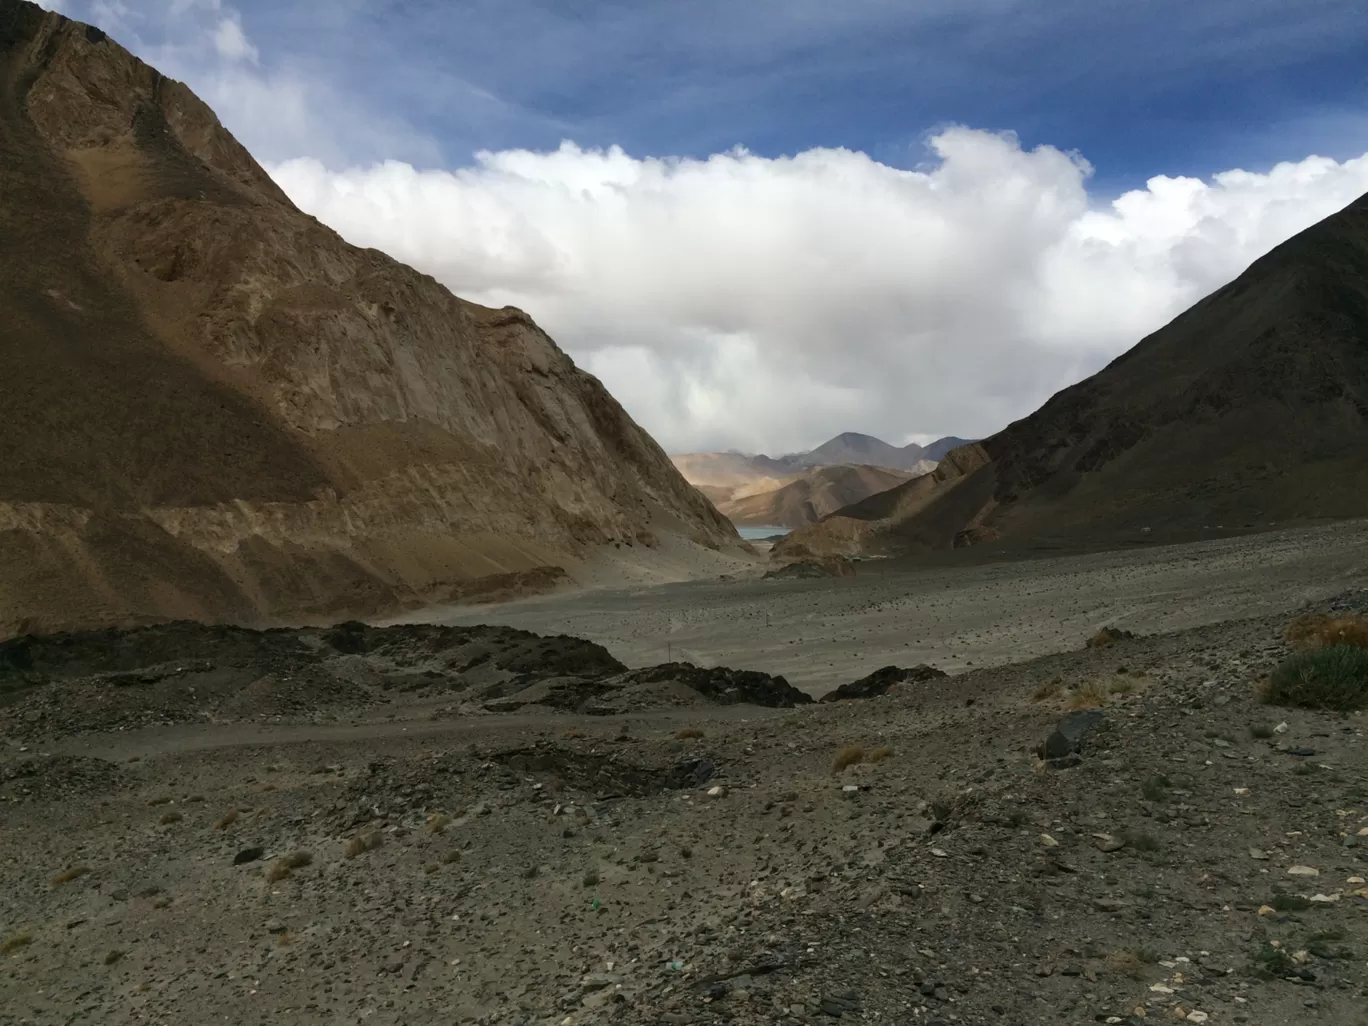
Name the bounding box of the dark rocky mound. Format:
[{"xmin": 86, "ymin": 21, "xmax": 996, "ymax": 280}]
[
  {"xmin": 0, "ymin": 620, "xmax": 812, "ymax": 737},
  {"xmin": 0, "ymin": 755, "xmax": 127, "ymax": 802},
  {"xmin": 819, "ymin": 664, "xmax": 948, "ymax": 702},
  {"xmin": 763, "ymin": 557, "xmax": 855, "ymax": 581},
  {"xmin": 611, "ymin": 662, "xmax": 813, "ymax": 707}
]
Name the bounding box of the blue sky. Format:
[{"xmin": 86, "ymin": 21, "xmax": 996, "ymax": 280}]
[
  {"xmin": 49, "ymin": 0, "xmax": 1368, "ymax": 453},
  {"xmin": 71, "ymin": 0, "xmax": 1368, "ymax": 191}
]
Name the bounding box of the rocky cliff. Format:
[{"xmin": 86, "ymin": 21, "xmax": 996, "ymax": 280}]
[{"xmin": 0, "ymin": 0, "xmax": 739, "ymax": 635}]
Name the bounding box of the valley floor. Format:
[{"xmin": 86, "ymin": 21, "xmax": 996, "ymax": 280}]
[
  {"xmin": 2, "ymin": 521, "xmax": 1367, "ymax": 1025},
  {"xmin": 424, "ymin": 519, "xmax": 1368, "ymax": 695}
]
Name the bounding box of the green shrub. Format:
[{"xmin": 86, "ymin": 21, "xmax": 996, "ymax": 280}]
[{"xmin": 1265, "ymin": 644, "xmax": 1368, "ymax": 712}]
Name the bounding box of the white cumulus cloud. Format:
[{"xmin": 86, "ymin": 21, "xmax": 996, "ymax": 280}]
[{"xmin": 269, "ymin": 130, "xmax": 1368, "ymax": 454}]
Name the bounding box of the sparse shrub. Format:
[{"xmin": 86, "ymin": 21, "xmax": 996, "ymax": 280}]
[
  {"xmin": 1249, "ymin": 940, "xmax": 1295, "ymax": 979},
  {"xmin": 582, "ymin": 868, "xmax": 600, "ymax": 888},
  {"xmin": 214, "ymin": 809, "xmax": 240, "ymax": 830},
  {"xmin": 1032, "ymin": 678, "xmax": 1064, "ymax": 701},
  {"xmin": 1109, "ymin": 677, "xmax": 1137, "ymax": 696},
  {"xmin": 1087, "ymin": 627, "xmax": 1135, "ymax": 649},
  {"xmin": 831, "ymin": 744, "xmax": 865, "ymax": 774},
  {"xmin": 344, "ymin": 831, "xmax": 383, "ymax": 859},
  {"xmin": 1141, "ymin": 774, "xmax": 1171, "ymax": 802},
  {"xmin": 264, "ymin": 851, "xmax": 313, "ymax": 882},
  {"xmin": 50, "ymin": 866, "xmax": 90, "ymax": 886},
  {"xmin": 865, "ymin": 746, "xmax": 894, "ymax": 764},
  {"xmin": 1285, "ymin": 613, "xmax": 1368, "ymax": 652},
  {"xmin": 1068, "ymin": 680, "xmax": 1111, "ymax": 709},
  {"xmin": 1250, "ymin": 724, "xmax": 1275, "ymax": 739},
  {"xmin": 425, "ymin": 813, "xmax": 450, "ymax": 834},
  {"xmin": 1, "ymin": 932, "xmax": 32, "ymax": 955},
  {"xmin": 1306, "ymin": 929, "xmax": 1354, "ymax": 960},
  {"xmin": 1271, "ymin": 893, "xmax": 1312, "ymax": 912},
  {"xmin": 1265, "ymin": 645, "xmax": 1368, "ymax": 712},
  {"xmin": 562, "ymin": 728, "xmax": 585, "ymax": 740},
  {"xmin": 1121, "ymin": 829, "xmax": 1161, "ymax": 852},
  {"xmin": 103, "ymin": 949, "xmax": 123, "ymax": 965},
  {"xmin": 673, "ymin": 727, "xmax": 705, "ymax": 740},
  {"xmin": 1107, "ymin": 948, "xmax": 1156, "ymax": 979}
]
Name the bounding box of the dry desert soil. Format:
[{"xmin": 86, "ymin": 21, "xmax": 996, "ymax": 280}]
[{"xmin": 3, "ymin": 522, "xmax": 1368, "ymax": 1026}]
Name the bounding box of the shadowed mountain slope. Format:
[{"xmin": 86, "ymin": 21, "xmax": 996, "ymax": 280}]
[{"xmin": 778, "ymin": 192, "xmax": 1368, "ymax": 559}]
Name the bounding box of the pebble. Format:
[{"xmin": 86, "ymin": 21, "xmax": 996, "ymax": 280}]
[
  {"xmin": 1038, "ymin": 833, "xmax": 1059, "ymax": 847},
  {"xmin": 1286, "ymin": 865, "xmax": 1319, "ymax": 877}
]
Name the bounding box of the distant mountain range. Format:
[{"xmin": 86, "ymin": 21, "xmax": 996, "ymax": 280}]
[
  {"xmin": 671, "ymin": 432, "xmax": 968, "ymax": 528},
  {"xmin": 786, "ymin": 432, "xmax": 972, "ymax": 471}
]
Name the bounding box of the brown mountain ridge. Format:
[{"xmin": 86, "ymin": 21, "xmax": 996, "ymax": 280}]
[
  {"xmin": 0, "ymin": 0, "xmax": 738, "ymax": 635},
  {"xmin": 779, "ymin": 190, "xmax": 1368, "ymax": 559}
]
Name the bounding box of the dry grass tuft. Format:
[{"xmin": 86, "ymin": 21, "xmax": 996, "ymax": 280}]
[
  {"xmin": 1107, "ymin": 948, "xmax": 1153, "ymax": 979},
  {"xmin": 1067, "ymin": 680, "xmax": 1111, "ymax": 709},
  {"xmin": 865, "ymin": 746, "xmax": 894, "ymax": 764},
  {"xmin": 50, "ymin": 866, "xmax": 91, "ymax": 886},
  {"xmin": 562, "ymin": 728, "xmax": 586, "ymax": 739},
  {"xmin": 673, "ymin": 726, "xmax": 705, "ymax": 740},
  {"xmin": 2, "ymin": 932, "xmax": 33, "ymax": 955},
  {"xmin": 159, "ymin": 811, "xmax": 183, "ymax": 825},
  {"xmin": 425, "ymin": 813, "xmax": 450, "ymax": 835},
  {"xmin": 1285, "ymin": 613, "xmax": 1368, "ymax": 652},
  {"xmin": 1032, "ymin": 678, "xmax": 1064, "ymax": 702},
  {"xmin": 264, "ymin": 851, "xmax": 313, "ymax": 882},
  {"xmin": 831, "ymin": 744, "xmax": 865, "ymax": 774},
  {"xmin": 276, "ymin": 932, "xmax": 297, "ymax": 947},
  {"xmin": 344, "ymin": 831, "xmax": 383, "ymax": 859},
  {"xmin": 1109, "ymin": 676, "xmax": 1138, "ymax": 696},
  {"xmin": 214, "ymin": 809, "xmax": 240, "ymax": 830},
  {"xmin": 1086, "ymin": 627, "xmax": 1135, "ymax": 649}
]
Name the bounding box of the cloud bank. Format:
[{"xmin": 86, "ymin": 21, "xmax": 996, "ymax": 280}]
[{"xmin": 271, "ymin": 133, "xmax": 1368, "ymax": 453}]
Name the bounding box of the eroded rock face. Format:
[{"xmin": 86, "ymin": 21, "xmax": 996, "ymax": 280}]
[{"xmin": 0, "ymin": 0, "xmax": 737, "ymax": 635}]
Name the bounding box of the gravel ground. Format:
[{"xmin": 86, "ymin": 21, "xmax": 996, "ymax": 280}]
[{"xmin": 2, "ymin": 537, "xmax": 1366, "ymax": 1026}]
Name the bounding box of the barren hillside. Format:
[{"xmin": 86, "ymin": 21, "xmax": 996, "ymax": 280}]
[
  {"xmin": 0, "ymin": 0, "xmax": 739, "ymax": 635},
  {"xmin": 779, "ymin": 191, "xmax": 1368, "ymax": 560},
  {"xmin": 718, "ymin": 464, "xmax": 916, "ymax": 528}
]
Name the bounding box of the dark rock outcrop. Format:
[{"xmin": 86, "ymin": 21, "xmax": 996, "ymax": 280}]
[{"xmin": 819, "ymin": 664, "xmax": 948, "ymax": 702}]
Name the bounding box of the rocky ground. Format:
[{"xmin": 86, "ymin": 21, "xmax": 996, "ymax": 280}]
[{"xmin": 2, "ymin": 569, "xmax": 1367, "ymax": 1025}]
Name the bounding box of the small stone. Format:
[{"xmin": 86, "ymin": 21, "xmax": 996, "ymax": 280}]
[
  {"xmin": 706, "ymin": 786, "xmax": 727, "ymax": 798},
  {"xmin": 1287, "ymin": 865, "xmax": 1319, "ymax": 877},
  {"xmin": 930, "ymin": 847, "xmax": 948, "ymax": 858},
  {"xmin": 1187, "ymin": 1012, "xmax": 1209, "ymax": 1023},
  {"xmin": 1308, "ymin": 893, "xmax": 1340, "ymax": 904},
  {"xmin": 1093, "ymin": 833, "xmax": 1125, "ymax": 852},
  {"xmin": 233, "ymin": 847, "xmax": 265, "ymax": 865},
  {"xmin": 1038, "ymin": 833, "xmax": 1059, "ymax": 847},
  {"xmin": 265, "ymin": 919, "xmax": 287, "ymax": 934},
  {"xmin": 1348, "ymin": 876, "xmax": 1366, "ymax": 885},
  {"xmin": 1256, "ymin": 905, "xmax": 1277, "ymax": 916},
  {"xmin": 1286, "ymin": 747, "xmax": 1316, "ymax": 757},
  {"xmin": 1273, "ymin": 722, "xmax": 1289, "ymax": 734},
  {"xmin": 1248, "ymin": 848, "xmax": 1269, "ymax": 860}
]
